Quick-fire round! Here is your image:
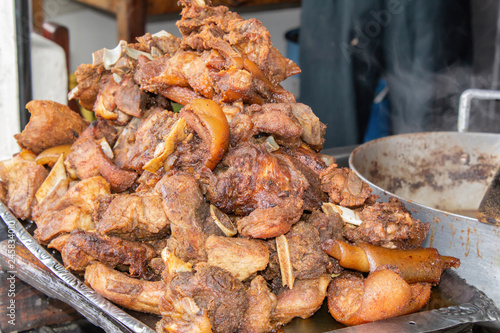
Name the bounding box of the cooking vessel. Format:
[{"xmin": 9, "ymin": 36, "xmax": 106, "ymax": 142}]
[{"xmin": 349, "ymin": 89, "xmax": 500, "ymax": 307}]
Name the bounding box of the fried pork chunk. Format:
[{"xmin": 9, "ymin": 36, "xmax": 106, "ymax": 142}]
[
  {"xmin": 162, "ymin": 263, "xmax": 248, "ymax": 333},
  {"xmin": 136, "ymin": 0, "xmax": 299, "ymax": 105},
  {"xmin": 94, "ymin": 191, "xmax": 170, "ymax": 240},
  {"xmin": 271, "ymin": 275, "xmax": 331, "ymax": 329},
  {"xmin": 33, "ymin": 176, "xmax": 111, "ymax": 244},
  {"xmin": 205, "ymin": 235, "xmax": 269, "ymax": 281},
  {"xmin": 14, "ymin": 100, "xmax": 89, "ymax": 154},
  {"xmin": 264, "ymin": 221, "xmax": 331, "ymax": 285},
  {"xmin": 177, "ymin": 0, "xmax": 300, "ymax": 85},
  {"xmin": 202, "ymin": 142, "xmax": 308, "ymax": 239},
  {"xmin": 155, "ymin": 172, "xmax": 209, "ymax": 263},
  {"xmin": 61, "ymin": 229, "xmax": 155, "ymax": 279},
  {"xmin": 344, "ymin": 197, "xmax": 430, "ymax": 249},
  {"xmin": 0, "ymin": 155, "xmax": 48, "ymax": 220},
  {"xmin": 320, "ymin": 165, "xmax": 374, "ymax": 207},
  {"xmin": 240, "ymin": 276, "xmax": 277, "ymax": 333},
  {"xmin": 85, "ymin": 262, "xmax": 168, "ymax": 315},
  {"xmin": 113, "ymin": 108, "xmax": 179, "ymax": 172},
  {"xmin": 65, "ymin": 119, "xmax": 138, "ymax": 192}
]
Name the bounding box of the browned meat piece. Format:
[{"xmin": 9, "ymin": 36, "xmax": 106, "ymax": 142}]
[
  {"xmin": 134, "ymin": 31, "xmax": 181, "ymax": 56},
  {"xmin": 94, "ymin": 191, "xmax": 170, "ymax": 240},
  {"xmin": 113, "ymin": 108, "xmax": 178, "ymax": 172},
  {"xmin": 0, "ymin": 181, "xmax": 7, "ymax": 206},
  {"xmin": 320, "ymin": 165, "xmax": 374, "ymax": 207},
  {"xmin": 270, "ymin": 275, "xmax": 331, "ymax": 328},
  {"xmin": 85, "ymin": 262, "xmax": 168, "ymax": 314},
  {"xmin": 308, "ymin": 208, "xmax": 344, "ymax": 243},
  {"xmin": 236, "ymin": 197, "xmax": 303, "ymax": 239},
  {"xmin": 281, "ymin": 146, "xmax": 328, "ymax": 175},
  {"xmin": 202, "ymin": 142, "xmax": 307, "ymax": 238},
  {"xmin": 344, "ymin": 197, "xmax": 431, "ymax": 249},
  {"xmin": 33, "ymin": 176, "xmax": 111, "ymax": 243},
  {"xmin": 139, "ymin": 49, "xmax": 293, "ymax": 105},
  {"xmin": 155, "ymin": 172, "xmax": 209, "ymax": 263},
  {"xmin": 166, "ymin": 262, "xmax": 248, "ymax": 333},
  {"xmin": 288, "ymin": 103, "xmax": 326, "ymax": 150},
  {"xmin": 14, "ymin": 100, "xmax": 89, "ymax": 154},
  {"xmin": 177, "ymin": 0, "xmax": 300, "ymax": 85},
  {"xmin": 157, "ymin": 293, "xmax": 213, "ymax": 333},
  {"xmin": 65, "ymin": 120, "xmax": 137, "ymax": 192},
  {"xmin": 0, "ymin": 155, "xmax": 48, "ymax": 220},
  {"xmin": 275, "ymin": 150, "xmax": 326, "ymax": 211},
  {"xmin": 327, "ymin": 268, "xmax": 431, "ymax": 326},
  {"xmin": 69, "ymin": 64, "xmax": 106, "ymax": 110},
  {"xmin": 264, "ymin": 221, "xmax": 330, "ymax": 284},
  {"xmin": 94, "ymin": 75, "xmax": 147, "ymax": 124},
  {"xmin": 246, "ymin": 103, "xmax": 303, "ymax": 147},
  {"xmin": 61, "ymin": 229, "xmax": 155, "ymax": 279},
  {"xmin": 205, "ymin": 235, "xmax": 269, "ymax": 281},
  {"xmin": 240, "ymin": 275, "xmax": 277, "ymax": 333}
]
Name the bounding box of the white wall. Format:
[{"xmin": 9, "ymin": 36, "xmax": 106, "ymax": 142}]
[
  {"xmin": 43, "ymin": 1, "xmax": 301, "ymax": 73},
  {"xmin": 0, "ymin": 0, "xmax": 21, "ymax": 158}
]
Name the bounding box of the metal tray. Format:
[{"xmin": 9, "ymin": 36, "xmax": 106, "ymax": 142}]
[{"xmin": 1, "ymin": 202, "xmax": 499, "ymax": 333}]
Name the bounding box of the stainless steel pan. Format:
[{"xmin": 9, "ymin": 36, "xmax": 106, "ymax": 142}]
[{"xmin": 349, "ymin": 89, "xmax": 500, "ymax": 307}]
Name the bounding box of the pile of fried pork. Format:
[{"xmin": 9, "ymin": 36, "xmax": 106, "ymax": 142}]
[{"xmin": 0, "ymin": 1, "xmax": 459, "ymax": 332}]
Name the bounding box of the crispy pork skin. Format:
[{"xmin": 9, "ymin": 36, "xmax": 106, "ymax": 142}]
[
  {"xmin": 61, "ymin": 229, "xmax": 155, "ymax": 279},
  {"xmin": 95, "ymin": 191, "xmax": 170, "ymax": 240},
  {"xmin": 85, "ymin": 262, "xmax": 168, "ymax": 315},
  {"xmin": 327, "ymin": 268, "xmax": 431, "ymax": 326},
  {"xmin": 0, "ymin": 155, "xmax": 48, "ymax": 220},
  {"xmin": 14, "ymin": 100, "xmax": 89, "ymax": 154}
]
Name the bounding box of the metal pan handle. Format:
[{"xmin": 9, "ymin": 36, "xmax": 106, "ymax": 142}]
[{"xmin": 458, "ymin": 89, "xmax": 500, "ymax": 132}]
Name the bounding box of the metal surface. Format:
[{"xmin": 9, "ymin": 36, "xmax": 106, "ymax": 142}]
[
  {"xmin": 458, "ymin": 89, "xmax": 500, "ymax": 133},
  {"xmin": 2, "ymin": 202, "xmax": 500, "ymax": 333},
  {"xmin": 349, "ymin": 131, "xmax": 500, "ymax": 307},
  {"xmin": 0, "ymin": 202, "xmax": 156, "ymax": 333}
]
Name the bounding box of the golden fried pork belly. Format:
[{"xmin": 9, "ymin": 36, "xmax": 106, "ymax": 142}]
[
  {"xmin": 177, "ymin": 0, "xmax": 300, "ymax": 85},
  {"xmin": 0, "ymin": 155, "xmax": 48, "ymax": 220},
  {"xmin": 85, "ymin": 262, "xmax": 168, "ymax": 315},
  {"xmin": 14, "ymin": 100, "xmax": 89, "ymax": 154}
]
